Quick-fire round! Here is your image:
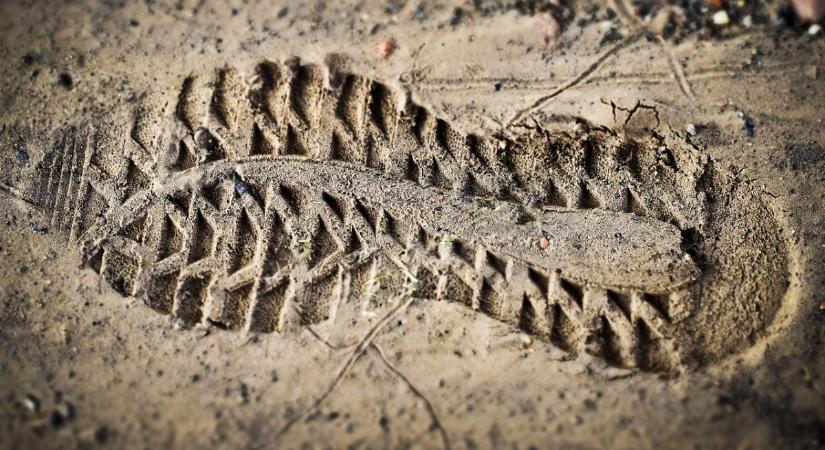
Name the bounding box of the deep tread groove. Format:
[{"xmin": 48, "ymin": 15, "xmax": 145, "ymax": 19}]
[
  {"xmin": 176, "ymin": 76, "xmax": 199, "ymax": 131},
  {"xmin": 261, "ymin": 212, "xmax": 291, "ymax": 276},
  {"xmin": 145, "ymin": 271, "xmax": 180, "ymax": 314},
  {"xmin": 187, "ymin": 211, "xmax": 215, "ymax": 264},
  {"xmin": 250, "ymin": 279, "xmax": 290, "ymax": 332},
  {"xmin": 284, "ymin": 124, "xmax": 306, "ymax": 155},
  {"xmin": 173, "ymin": 140, "xmax": 198, "ymax": 171},
  {"xmin": 578, "ymin": 183, "xmax": 602, "ymax": 209},
  {"xmin": 309, "ymin": 219, "xmax": 340, "ymax": 268},
  {"xmin": 102, "ymin": 251, "xmax": 139, "ymax": 296},
  {"xmin": 250, "ymin": 123, "xmax": 276, "ymax": 156},
  {"xmin": 175, "ymin": 274, "xmax": 211, "ymax": 325},
  {"xmin": 321, "ymin": 192, "xmax": 346, "ymax": 221},
  {"xmin": 278, "ymin": 184, "xmax": 301, "ymax": 216},
  {"xmin": 197, "ymin": 129, "xmax": 227, "ymax": 162},
  {"xmin": 228, "ymin": 210, "xmax": 257, "ymax": 273}
]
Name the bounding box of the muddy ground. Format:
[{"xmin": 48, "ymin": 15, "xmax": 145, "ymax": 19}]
[{"xmin": 1, "ymin": 1, "xmax": 824, "ymax": 449}]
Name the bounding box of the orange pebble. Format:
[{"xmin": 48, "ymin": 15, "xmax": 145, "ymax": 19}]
[
  {"xmin": 539, "ymin": 237, "xmax": 550, "ymax": 250},
  {"xmin": 378, "ymin": 38, "xmax": 396, "ymax": 59}
]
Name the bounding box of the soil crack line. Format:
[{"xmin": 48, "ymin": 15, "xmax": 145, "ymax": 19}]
[{"xmin": 599, "ymin": 99, "xmax": 662, "ymax": 129}]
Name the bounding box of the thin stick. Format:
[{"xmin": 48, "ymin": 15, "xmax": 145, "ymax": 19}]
[
  {"xmin": 506, "ymin": 32, "xmax": 642, "ymax": 128},
  {"xmin": 371, "ymin": 342, "xmax": 451, "ymax": 450},
  {"xmin": 272, "ymin": 293, "xmax": 416, "ymax": 440},
  {"xmin": 306, "ymin": 326, "xmax": 358, "ymax": 351},
  {"xmin": 657, "ymin": 35, "xmax": 696, "ymax": 101}
]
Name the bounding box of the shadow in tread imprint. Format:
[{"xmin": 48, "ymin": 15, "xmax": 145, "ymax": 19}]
[{"xmin": 2, "ymin": 57, "xmax": 790, "ymax": 374}]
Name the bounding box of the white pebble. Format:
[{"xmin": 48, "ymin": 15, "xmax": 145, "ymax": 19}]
[
  {"xmin": 713, "ymin": 11, "xmax": 730, "ymax": 26},
  {"xmin": 686, "ymin": 124, "xmax": 697, "ymax": 136},
  {"xmin": 742, "ymin": 15, "xmax": 753, "ymax": 28},
  {"xmin": 810, "ymin": 24, "xmax": 822, "ymax": 36},
  {"xmin": 23, "ymin": 395, "xmax": 39, "ymax": 412}
]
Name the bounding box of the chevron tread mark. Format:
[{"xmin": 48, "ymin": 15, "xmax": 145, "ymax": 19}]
[{"xmin": 14, "ymin": 58, "xmax": 790, "ymax": 374}]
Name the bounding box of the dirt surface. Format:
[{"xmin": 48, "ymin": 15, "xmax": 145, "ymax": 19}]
[{"xmin": 1, "ymin": 1, "xmax": 824, "ymax": 449}]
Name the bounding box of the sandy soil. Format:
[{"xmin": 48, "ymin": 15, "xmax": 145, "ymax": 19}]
[{"xmin": 1, "ymin": 1, "xmax": 824, "ymax": 449}]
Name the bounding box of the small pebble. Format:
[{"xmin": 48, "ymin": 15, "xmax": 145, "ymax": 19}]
[
  {"xmin": 809, "ymin": 24, "xmax": 822, "ymax": 35},
  {"xmin": 539, "ymin": 237, "xmax": 550, "ymax": 250},
  {"xmin": 16, "ymin": 149, "xmax": 29, "ymax": 166},
  {"xmin": 712, "ymin": 11, "xmax": 730, "ymax": 26},
  {"xmin": 534, "ymin": 12, "xmax": 561, "ymax": 48},
  {"xmin": 378, "ymin": 38, "xmax": 396, "ymax": 59},
  {"xmin": 233, "ymin": 177, "xmax": 251, "ymax": 197},
  {"xmin": 449, "ymin": 7, "xmax": 464, "ymax": 26},
  {"xmin": 742, "ymin": 15, "xmax": 753, "ymax": 28},
  {"xmin": 737, "ymin": 111, "xmax": 755, "ymax": 137},
  {"xmin": 686, "ymin": 124, "xmax": 697, "ymax": 136},
  {"xmin": 23, "ymin": 394, "xmax": 40, "ymax": 413},
  {"xmin": 31, "ymin": 224, "xmax": 48, "ymax": 234}
]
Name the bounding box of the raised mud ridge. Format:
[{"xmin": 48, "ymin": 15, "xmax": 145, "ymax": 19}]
[{"xmin": 5, "ymin": 59, "xmax": 789, "ymax": 372}]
